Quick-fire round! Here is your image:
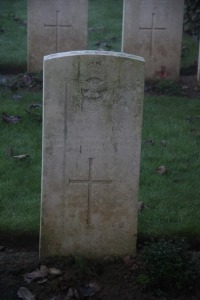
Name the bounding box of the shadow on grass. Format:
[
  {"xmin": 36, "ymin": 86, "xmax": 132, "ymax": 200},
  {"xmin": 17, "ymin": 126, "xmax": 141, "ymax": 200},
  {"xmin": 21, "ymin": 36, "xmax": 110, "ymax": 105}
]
[
  {"xmin": 138, "ymin": 234, "xmax": 200, "ymax": 251},
  {"xmin": 0, "ymin": 64, "xmax": 27, "ymax": 75},
  {"xmin": 0, "ymin": 230, "xmax": 39, "ymax": 251}
]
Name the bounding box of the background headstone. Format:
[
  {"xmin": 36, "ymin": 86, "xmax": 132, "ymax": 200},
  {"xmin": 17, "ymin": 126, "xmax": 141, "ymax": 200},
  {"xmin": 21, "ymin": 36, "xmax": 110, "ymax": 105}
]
[
  {"xmin": 40, "ymin": 50, "xmax": 144, "ymax": 258},
  {"xmin": 27, "ymin": 0, "xmax": 88, "ymax": 72},
  {"xmin": 122, "ymin": 0, "xmax": 184, "ymax": 80}
]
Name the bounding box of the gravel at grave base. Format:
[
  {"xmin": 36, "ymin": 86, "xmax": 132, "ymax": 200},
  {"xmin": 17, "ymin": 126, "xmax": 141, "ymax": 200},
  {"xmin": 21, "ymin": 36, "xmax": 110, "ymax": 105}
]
[{"xmin": 0, "ymin": 246, "xmax": 200, "ymax": 300}]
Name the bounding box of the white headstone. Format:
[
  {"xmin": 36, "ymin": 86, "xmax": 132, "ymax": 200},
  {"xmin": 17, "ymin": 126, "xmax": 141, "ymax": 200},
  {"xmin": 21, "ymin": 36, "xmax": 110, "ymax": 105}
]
[
  {"xmin": 122, "ymin": 0, "xmax": 184, "ymax": 80},
  {"xmin": 27, "ymin": 0, "xmax": 88, "ymax": 72},
  {"xmin": 40, "ymin": 51, "xmax": 144, "ymax": 258}
]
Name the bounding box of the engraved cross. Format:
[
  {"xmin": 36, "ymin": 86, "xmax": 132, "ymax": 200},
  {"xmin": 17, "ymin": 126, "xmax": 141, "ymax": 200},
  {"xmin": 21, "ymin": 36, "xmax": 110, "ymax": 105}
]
[
  {"xmin": 44, "ymin": 10, "xmax": 71, "ymax": 52},
  {"xmin": 69, "ymin": 158, "xmax": 112, "ymax": 225},
  {"xmin": 140, "ymin": 13, "xmax": 166, "ymax": 56}
]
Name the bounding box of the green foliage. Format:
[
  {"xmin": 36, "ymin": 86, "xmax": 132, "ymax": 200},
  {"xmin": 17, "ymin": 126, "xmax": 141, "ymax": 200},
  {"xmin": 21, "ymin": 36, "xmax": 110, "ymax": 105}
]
[
  {"xmin": 154, "ymin": 80, "xmax": 183, "ymax": 96},
  {"xmin": 0, "ymin": 88, "xmax": 42, "ymax": 233},
  {"xmin": 138, "ymin": 239, "xmax": 199, "ymax": 291},
  {"xmin": 137, "ymin": 273, "xmax": 150, "ymax": 290},
  {"xmin": 0, "ymin": 0, "xmax": 27, "ymax": 69},
  {"xmin": 181, "ymin": 33, "xmax": 198, "ymax": 70},
  {"xmin": 74, "ymin": 256, "xmax": 89, "ymax": 274},
  {"xmin": 88, "ymin": 0, "xmax": 123, "ymax": 51},
  {"xmin": 0, "ymin": 0, "xmax": 200, "ymax": 244},
  {"xmin": 74, "ymin": 256, "xmax": 102, "ymax": 279},
  {"xmin": 184, "ymin": 0, "xmax": 200, "ymax": 37},
  {"xmin": 139, "ymin": 95, "xmax": 200, "ymax": 240}
]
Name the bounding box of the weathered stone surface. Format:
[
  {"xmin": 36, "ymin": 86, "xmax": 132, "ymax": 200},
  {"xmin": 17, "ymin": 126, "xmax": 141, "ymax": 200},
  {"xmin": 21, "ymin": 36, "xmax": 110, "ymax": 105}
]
[
  {"xmin": 40, "ymin": 51, "xmax": 144, "ymax": 258},
  {"xmin": 27, "ymin": 0, "xmax": 88, "ymax": 72},
  {"xmin": 122, "ymin": 0, "xmax": 184, "ymax": 80}
]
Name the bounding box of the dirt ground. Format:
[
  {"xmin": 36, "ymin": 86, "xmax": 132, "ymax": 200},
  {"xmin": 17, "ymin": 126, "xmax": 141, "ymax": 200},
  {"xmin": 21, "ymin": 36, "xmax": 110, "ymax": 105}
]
[
  {"xmin": 0, "ymin": 245, "xmax": 143, "ymax": 300},
  {"xmin": 0, "ymin": 72, "xmax": 200, "ymax": 300},
  {"xmin": 1, "ymin": 240, "xmax": 200, "ymax": 300}
]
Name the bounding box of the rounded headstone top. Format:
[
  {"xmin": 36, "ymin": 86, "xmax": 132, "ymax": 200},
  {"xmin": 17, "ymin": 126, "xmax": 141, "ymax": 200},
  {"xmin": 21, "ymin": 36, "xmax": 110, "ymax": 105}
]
[{"xmin": 44, "ymin": 50, "xmax": 145, "ymax": 63}]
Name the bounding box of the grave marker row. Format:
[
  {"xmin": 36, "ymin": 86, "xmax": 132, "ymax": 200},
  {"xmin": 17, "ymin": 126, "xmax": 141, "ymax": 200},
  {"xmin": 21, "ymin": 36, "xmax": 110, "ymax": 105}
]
[{"xmin": 28, "ymin": 0, "xmax": 185, "ymax": 80}]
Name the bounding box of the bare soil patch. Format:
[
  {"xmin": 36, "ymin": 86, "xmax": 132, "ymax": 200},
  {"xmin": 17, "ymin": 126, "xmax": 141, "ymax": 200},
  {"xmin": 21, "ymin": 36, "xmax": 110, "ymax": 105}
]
[{"xmin": 1, "ymin": 245, "xmax": 200, "ymax": 300}]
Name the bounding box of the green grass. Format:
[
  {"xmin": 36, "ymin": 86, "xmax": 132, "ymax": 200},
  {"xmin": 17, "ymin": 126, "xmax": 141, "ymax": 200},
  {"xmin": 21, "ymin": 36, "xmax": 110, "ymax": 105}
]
[
  {"xmin": 139, "ymin": 95, "xmax": 200, "ymax": 242},
  {"xmin": 0, "ymin": 0, "xmax": 27, "ymax": 70},
  {"xmin": 0, "ymin": 87, "xmax": 200, "ymax": 242},
  {"xmin": 181, "ymin": 33, "xmax": 199, "ymax": 70},
  {"xmin": 0, "ymin": 88, "xmax": 42, "ymax": 234},
  {"xmin": 0, "ymin": 0, "xmax": 200, "ymax": 244},
  {"xmin": 88, "ymin": 0, "xmax": 123, "ymax": 51}
]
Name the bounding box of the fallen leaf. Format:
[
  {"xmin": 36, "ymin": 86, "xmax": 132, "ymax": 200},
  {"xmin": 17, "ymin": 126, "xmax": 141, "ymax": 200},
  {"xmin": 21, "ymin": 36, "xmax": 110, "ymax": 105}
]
[
  {"xmin": 88, "ymin": 281, "xmax": 102, "ymax": 292},
  {"xmin": 186, "ymin": 116, "xmax": 193, "ymax": 122},
  {"xmin": 160, "ymin": 140, "xmax": 167, "ymax": 147},
  {"xmin": 1, "ymin": 112, "xmax": 22, "ymax": 124},
  {"xmin": 144, "ymin": 139, "xmax": 155, "ymax": 145},
  {"xmin": 22, "ymin": 75, "xmax": 32, "ymax": 85},
  {"xmin": 12, "ymin": 94, "xmax": 22, "ymax": 101},
  {"xmin": 13, "ymin": 154, "xmax": 30, "ymax": 160},
  {"xmin": 37, "ymin": 278, "xmax": 48, "ymax": 284},
  {"xmin": 24, "ymin": 265, "xmax": 48, "ymax": 283},
  {"xmin": 190, "ymin": 128, "xmax": 197, "ymax": 133},
  {"xmin": 25, "ymin": 104, "xmax": 42, "ymax": 121},
  {"xmin": 66, "ymin": 288, "xmax": 80, "ymax": 299},
  {"xmin": 17, "ymin": 287, "xmax": 35, "ymax": 300},
  {"xmin": 48, "ymin": 267, "xmax": 62, "ymax": 276},
  {"xmin": 28, "ymin": 104, "xmax": 42, "ymax": 109},
  {"xmin": 131, "ymin": 263, "xmax": 140, "ymax": 271},
  {"xmin": 187, "ymin": 116, "xmax": 200, "ymax": 122},
  {"xmin": 155, "ymin": 165, "xmax": 167, "ymax": 175},
  {"xmin": 79, "ymin": 281, "xmax": 102, "ymax": 297}
]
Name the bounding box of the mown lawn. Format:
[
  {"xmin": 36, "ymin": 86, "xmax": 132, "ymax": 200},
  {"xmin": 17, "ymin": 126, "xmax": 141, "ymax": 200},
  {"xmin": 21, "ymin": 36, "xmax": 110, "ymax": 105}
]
[
  {"xmin": 0, "ymin": 87, "xmax": 200, "ymax": 244},
  {"xmin": 0, "ymin": 0, "xmax": 199, "ymax": 244}
]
